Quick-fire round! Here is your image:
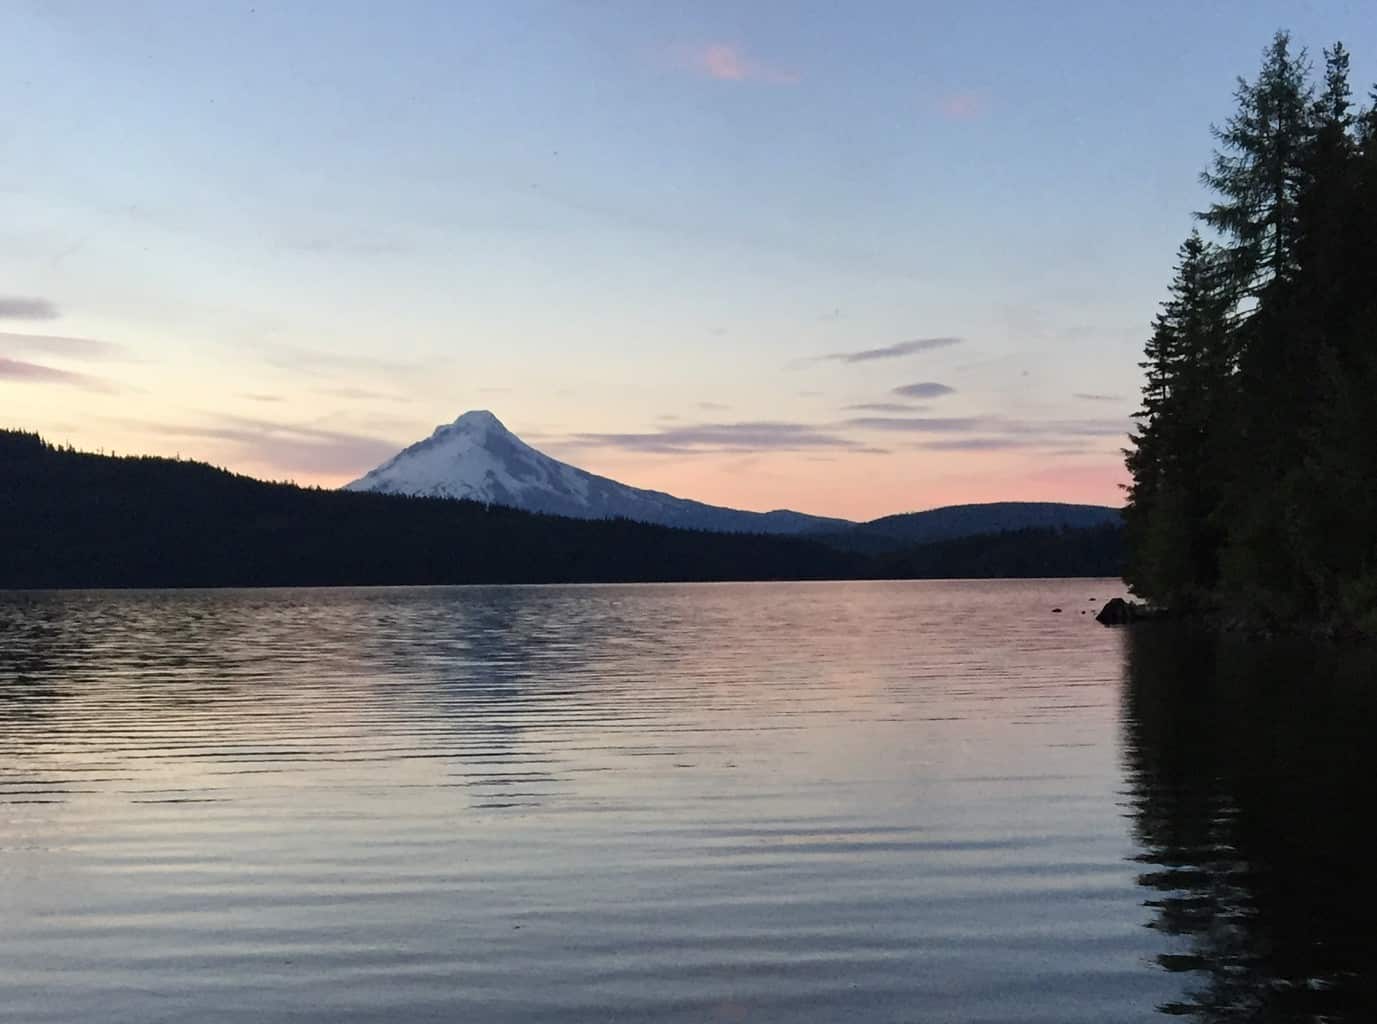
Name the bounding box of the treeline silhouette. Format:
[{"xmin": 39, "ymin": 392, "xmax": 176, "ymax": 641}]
[
  {"xmin": 1125, "ymin": 32, "xmax": 1377, "ymax": 635},
  {"xmin": 872, "ymin": 522, "xmax": 1123, "ymax": 580},
  {"xmin": 816, "ymin": 502, "xmax": 1121, "ymax": 555},
  {"xmin": 0, "ymin": 430, "xmax": 1122, "ymax": 587}
]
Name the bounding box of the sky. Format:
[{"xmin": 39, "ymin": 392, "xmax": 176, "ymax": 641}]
[{"xmin": 3, "ymin": 1, "xmax": 1375, "ymax": 521}]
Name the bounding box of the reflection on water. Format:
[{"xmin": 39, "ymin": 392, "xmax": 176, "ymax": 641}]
[
  {"xmin": 1122, "ymin": 626, "xmax": 1377, "ymax": 1021},
  {"xmin": 0, "ymin": 583, "xmax": 1373, "ymax": 1022}
]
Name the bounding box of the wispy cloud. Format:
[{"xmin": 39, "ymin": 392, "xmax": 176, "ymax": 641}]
[
  {"xmin": 0, "ymin": 356, "xmax": 116, "ymax": 391},
  {"xmin": 316, "ymin": 386, "xmax": 408, "ymax": 403},
  {"xmin": 561, "ymin": 420, "xmax": 860, "ymax": 455},
  {"xmin": 683, "ymin": 43, "xmax": 799, "ymax": 84},
  {"xmin": 697, "ymin": 401, "xmax": 730, "ymax": 411},
  {"xmin": 847, "ymin": 414, "xmax": 1132, "ymax": 439},
  {"xmin": 239, "ymin": 392, "xmax": 284, "ymax": 403},
  {"xmin": 936, "ymin": 92, "xmax": 987, "ymax": 121},
  {"xmin": 847, "ymin": 416, "xmax": 989, "ymax": 433},
  {"xmin": 843, "ymin": 402, "xmax": 928, "ymax": 413},
  {"xmin": 260, "ymin": 343, "xmax": 431, "ymax": 378},
  {"xmin": 918, "ymin": 438, "xmax": 1068, "ymax": 452},
  {"xmin": 0, "ymin": 297, "xmax": 59, "ymax": 320},
  {"xmin": 893, "ymin": 382, "xmax": 955, "ymax": 400},
  {"xmin": 1045, "ymin": 418, "xmax": 1135, "ymax": 437},
  {"xmin": 817, "ymin": 336, "xmax": 961, "ymax": 364},
  {"xmin": 0, "ymin": 331, "xmax": 124, "ymax": 360},
  {"xmin": 124, "ymin": 415, "xmax": 401, "ymax": 477},
  {"xmin": 1073, "ymin": 392, "xmax": 1124, "ymax": 402}
]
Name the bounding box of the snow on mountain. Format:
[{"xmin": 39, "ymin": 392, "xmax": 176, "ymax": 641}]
[{"xmin": 344, "ymin": 410, "xmax": 851, "ymax": 535}]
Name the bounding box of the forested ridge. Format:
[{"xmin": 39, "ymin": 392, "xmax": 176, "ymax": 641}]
[
  {"xmin": 1125, "ymin": 32, "xmax": 1377, "ymax": 636},
  {"xmin": 0, "ymin": 430, "xmax": 1122, "ymax": 587}
]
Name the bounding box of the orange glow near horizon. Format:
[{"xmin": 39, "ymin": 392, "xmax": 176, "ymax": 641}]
[
  {"xmin": 545, "ymin": 450, "xmax": 1130, "ymax": 520},
  {"xmin": 268, "ymin": 447, "xmax": 1129, "ymax": 521}
]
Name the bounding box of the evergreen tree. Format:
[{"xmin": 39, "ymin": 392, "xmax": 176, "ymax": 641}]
[
  {"xmin": 1200, "ymin": 34, "xmax": 1323, "ymax": 624},
  {"xmin": 1200, "ymin": 31, "xmax": 1313, "ymax": 300},
  {"xmin": 1270, "ymin": 44, "xmax": 1363, "ymax": 619},
  {"xmin": 1124, "ymin": 232, "xmax": 1232, "ymax": 609},
  {"xmin": 1127, "ymin": 30, "xmax": 1377, "ymax": 635},
  {"xmin": 1294, "ymin": 53, "xmax": 1377, "ymax": 630}
]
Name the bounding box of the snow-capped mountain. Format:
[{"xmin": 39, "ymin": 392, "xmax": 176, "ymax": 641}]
[{"xmin": 344, "ymin": 410, "xmax": 851, "ymax": 535}]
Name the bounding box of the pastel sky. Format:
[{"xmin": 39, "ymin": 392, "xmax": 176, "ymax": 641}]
[{"xmin": 3, "ymin": 1, "xmax": 1374, "ymax": 520}]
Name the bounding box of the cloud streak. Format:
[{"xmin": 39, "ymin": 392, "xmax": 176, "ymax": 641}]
[
  {"xmin": 842, "ymin": 402, "xmax": 928, "ymax": 413},
  {"xmin": 260, "ymin": 343, "xmax": 433, "ymax": 378},
  {"xmin": 316, "ymin": 386, "xmax": 408, "ymax": 403},
  {"xmin": 0, "ymin": 357, "xmax": 116, "ymax": 391},
  {"xmin": 847, "ymin": 416, "xmax": 989, "ymax": 433},
  {"xmin": 559, "ymin": 409, "xmax": 1131, "ymax": 460},
  {"xmin": 125, "ymin": 415, "xmax": 402, "ymax": 477},
  {"xmin": 892, "ymin": 382, "xmax": 955, "ymax": 399},
  {"xmin": 562, "ymin": 420, "xmax": 861, "ymax": 455},
  {"xmin": 0, "ymin": 331, "xmax": 124, "ymax": 360},
  {"xmin": 818, "ymin": 336, "xmax": 961, "ymax": 364},
  {"xmin": 684, "ymin": 43, "xmax": 799, "ymax": 84},
  {"xmin": 1073, "ymin": 392, "xmax": 1124, "ymax": 402},
  {"xmin": 847, "ymin": 414, "xmax": 1132, "ymax": 438},
  {"xmin": 0, "ymin": 297, "xmax": 59, "ymax": 320},
  {"xmin": 918, "ymin": 438, "xmax": 1082, "ymax": 452}
]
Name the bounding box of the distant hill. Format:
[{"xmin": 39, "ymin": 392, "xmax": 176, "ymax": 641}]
[
  {"xmin": 823, "ymin": 502, "xmax": 1123, "ymax": 554},
  {"xmin": 871, "ymin": 522, "xmax": 1124, "ymax": 580},
  {"xmin": 0, "ymin": 430, "xmax": 1123, "ymax": 587},
  {"xmin": 346, "ymin": 410, "xmax": 850, "ymax": 535}
]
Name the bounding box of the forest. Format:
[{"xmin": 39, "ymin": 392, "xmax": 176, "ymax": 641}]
[
  {"xmin": 0, "ymin": 429, "xmax": 1121, "ymax": 588},
  {"xmin": 1124, "ymin": 32, "xmax": 1377, "ymax": 637}
]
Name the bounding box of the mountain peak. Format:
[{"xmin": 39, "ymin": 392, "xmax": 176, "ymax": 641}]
[
  {"xmin": 452, "ymin": 409, "xmax": 503, "ymax": 429},
  {"xmin": 345, "ymin": 413, "xmax": 852, "ymax": 534},
  {"xmin": 443, "ymin": 409, "xmax": 507, "ymax": 436}
]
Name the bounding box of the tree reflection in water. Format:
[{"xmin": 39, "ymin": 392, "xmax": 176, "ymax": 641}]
[{"xmin": 1122, "ymin": 625, "xmax": 1377, "ymax": 1021}]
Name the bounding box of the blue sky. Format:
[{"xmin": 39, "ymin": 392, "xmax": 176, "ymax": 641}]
[{"xmin": 3, "ymin": 1, "xmax": 1374, "ymax": 518}]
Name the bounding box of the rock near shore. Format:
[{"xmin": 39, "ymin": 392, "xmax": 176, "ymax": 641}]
[{"xmin": 1096, "ymin": 597, "xmax": 1170, "ymax": 625}]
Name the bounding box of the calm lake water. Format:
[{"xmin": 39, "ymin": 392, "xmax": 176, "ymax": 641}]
[{"xmin": 2, "ymin": 581, "xmax": 1374, "ymax": 1022}]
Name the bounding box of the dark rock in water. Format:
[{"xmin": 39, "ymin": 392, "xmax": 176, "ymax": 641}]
[
  {"xmin": 1052, "ymin": 607, "xmax": 1063, "ymax": 613},
  {"xmin": 1096, "ymin": 598, "xmax": 1133, "ymax": 624},
  {"xmin": 1096, "ymin": 597, "xmax": 1170, "ymax": 625}
]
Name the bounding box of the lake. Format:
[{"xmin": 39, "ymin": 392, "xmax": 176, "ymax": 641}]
[{"xmin": 2, "ymin": 581, "xmax": 1374, "ymax": 1022}]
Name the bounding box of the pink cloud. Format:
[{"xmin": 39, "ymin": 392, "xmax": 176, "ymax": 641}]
[
  {"xmin": 936, "ymin": 91, "xmax": 987, "ymax": 120},
  {"xmin": 685, "ymin": 43, "xmax": 799, "ymax": 85}
]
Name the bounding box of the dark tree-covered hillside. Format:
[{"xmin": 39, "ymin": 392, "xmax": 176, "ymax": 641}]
[
  {"xmin": 0, "ymin": 431, "xmax": 1122, "ymax": 588},
  {"xmin": 825, "ymin": 502, "xmax": 1121, "ymax": 555},
  {"xmin": 874, "ymin": 524, "xmax": 1124, "ymax": 580},
  {"xmin": 0, "ymin": 431, "xmax": 862, "ymax": 587}
]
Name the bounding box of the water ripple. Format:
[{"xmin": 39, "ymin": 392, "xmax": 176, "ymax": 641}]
[{"xmin": 0, "ymin": 580, "xmax": 1229, "ymax": 1022}]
